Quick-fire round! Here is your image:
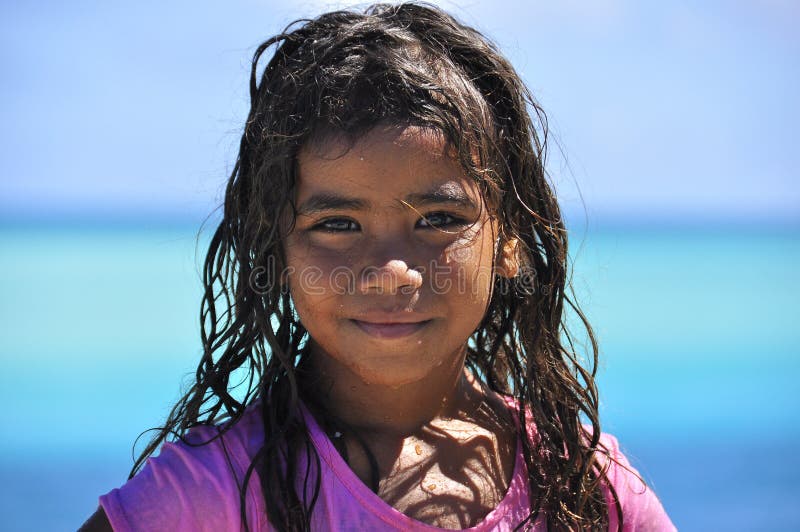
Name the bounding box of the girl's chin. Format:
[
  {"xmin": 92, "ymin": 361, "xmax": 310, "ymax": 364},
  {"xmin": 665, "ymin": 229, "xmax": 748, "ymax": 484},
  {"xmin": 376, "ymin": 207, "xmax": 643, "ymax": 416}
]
[
  {"xmin": 341, "ymin": 351, "xmax": 445, "ymax": 388},
  {"xmin": 350, "ymin": 365, "xmax": 433, "ymax": 389}
]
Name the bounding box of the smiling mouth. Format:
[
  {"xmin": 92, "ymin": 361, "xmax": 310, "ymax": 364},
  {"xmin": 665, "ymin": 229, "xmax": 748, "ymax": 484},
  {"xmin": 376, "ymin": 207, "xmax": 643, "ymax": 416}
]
[{"xmin": 351, "ymin": 319, "xmax": 431, "ymax": 339}]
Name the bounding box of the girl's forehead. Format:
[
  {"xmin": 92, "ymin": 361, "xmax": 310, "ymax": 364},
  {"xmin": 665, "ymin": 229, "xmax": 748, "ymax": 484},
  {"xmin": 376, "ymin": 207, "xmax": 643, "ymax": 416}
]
[
  {"xmin": 301, "ymin": 125, "xmax": 453, "ymax": 162},
  {"xmin": 294, "ymin": 126, "xmax": 488, "ymax": 209}
]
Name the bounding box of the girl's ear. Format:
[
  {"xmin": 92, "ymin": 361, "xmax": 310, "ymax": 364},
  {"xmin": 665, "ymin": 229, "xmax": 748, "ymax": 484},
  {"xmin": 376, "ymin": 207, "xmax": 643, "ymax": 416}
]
[{"xmin": 496, "ymin": 238, "xmax": 519, "ymax": 279}]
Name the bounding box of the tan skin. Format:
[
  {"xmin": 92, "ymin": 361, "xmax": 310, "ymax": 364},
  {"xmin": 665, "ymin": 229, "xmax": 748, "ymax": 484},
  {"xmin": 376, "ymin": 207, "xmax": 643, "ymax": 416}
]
[
  {"xmin": 289, "ymin": 126, "xmax": 520, "ymax": 528},
  {"xmin": 81, "ymin": 126, "xmax": 520, "ymax": 530},
  {"xmin": 302, "ymin": 367, "xmax": 518, "ymax": 529}
]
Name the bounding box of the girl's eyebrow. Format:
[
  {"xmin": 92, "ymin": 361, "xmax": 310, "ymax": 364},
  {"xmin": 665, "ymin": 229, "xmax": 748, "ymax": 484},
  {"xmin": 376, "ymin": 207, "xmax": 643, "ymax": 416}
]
[
  {"xmin": 296, "ymin": 186, "xmax": 478, "ymax": 215},
  {"xmin": 403, "ymin": 189, "xmax": 478, "ymax": 210},
  {"xmin": 296, "ymin": 193, "xmax": 368, "ymax": 215}
]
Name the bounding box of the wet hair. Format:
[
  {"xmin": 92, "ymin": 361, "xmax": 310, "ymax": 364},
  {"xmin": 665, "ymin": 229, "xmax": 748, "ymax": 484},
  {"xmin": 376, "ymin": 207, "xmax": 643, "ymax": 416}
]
[{"xmin": 131, "ymin": 3, "xmax": 622, "ymax": 530}]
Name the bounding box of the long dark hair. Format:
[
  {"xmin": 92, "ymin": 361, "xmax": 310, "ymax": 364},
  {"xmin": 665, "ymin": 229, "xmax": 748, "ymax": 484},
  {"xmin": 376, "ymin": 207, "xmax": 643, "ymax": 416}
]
[{"xmin": 131, "ymin": 3, "xmax": 621, "ymax": 530}]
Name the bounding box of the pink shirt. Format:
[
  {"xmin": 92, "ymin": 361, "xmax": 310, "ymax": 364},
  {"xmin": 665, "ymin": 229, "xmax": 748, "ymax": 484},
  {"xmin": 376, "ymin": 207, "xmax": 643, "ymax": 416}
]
[{"xmin": 100, "ymin": 401, "xmax": 674, "ymax": 531}]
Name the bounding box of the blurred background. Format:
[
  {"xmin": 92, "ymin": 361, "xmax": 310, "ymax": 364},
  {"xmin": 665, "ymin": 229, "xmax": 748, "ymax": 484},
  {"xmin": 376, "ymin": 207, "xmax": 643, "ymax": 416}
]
[{"xmin": 1, "ymin": 1, "xmax": 797, "ymax": 530}]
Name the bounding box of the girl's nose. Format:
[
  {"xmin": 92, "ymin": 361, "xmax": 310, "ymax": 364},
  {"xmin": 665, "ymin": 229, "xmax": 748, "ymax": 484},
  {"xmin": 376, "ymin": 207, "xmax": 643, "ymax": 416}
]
[{"xmin": 360, "ymin": 259, "xmax": 423, "ymax": 294}]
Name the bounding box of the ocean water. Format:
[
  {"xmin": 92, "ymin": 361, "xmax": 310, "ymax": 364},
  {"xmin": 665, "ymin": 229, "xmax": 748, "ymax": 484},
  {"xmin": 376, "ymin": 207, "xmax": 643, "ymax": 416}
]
[{"xmin": 0, "ymin": 223, "xmax": 797, "ymax": 531}]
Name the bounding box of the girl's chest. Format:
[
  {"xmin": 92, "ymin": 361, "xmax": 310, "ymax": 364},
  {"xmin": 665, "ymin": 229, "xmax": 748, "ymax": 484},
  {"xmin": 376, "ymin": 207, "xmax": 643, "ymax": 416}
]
[
  {"xmin": 356, "ymin": 427, "xmax": 518, "ymax": 528},
  {"xmin": 379, "ymin": 460, "xmax": 509, "ymax": 528}
]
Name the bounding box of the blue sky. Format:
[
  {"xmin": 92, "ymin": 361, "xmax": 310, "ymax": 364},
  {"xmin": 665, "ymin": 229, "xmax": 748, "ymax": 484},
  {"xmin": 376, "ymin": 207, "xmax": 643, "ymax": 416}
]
[{"xmin": 1, "ymin": 0, "xmax": 797, "ymax": 224}]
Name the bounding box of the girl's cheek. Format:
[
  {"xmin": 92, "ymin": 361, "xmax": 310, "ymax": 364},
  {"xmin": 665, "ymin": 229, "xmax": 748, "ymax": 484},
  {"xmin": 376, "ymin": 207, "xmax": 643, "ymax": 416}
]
[
  {"xmin": 429, "ymin": 231, "xmax": 495, "ymax": 294},
  {"xmin": 441, "ymin": 226, "xmax": 493, "ymax": 268},
  {"xmin": 441, "ymin": 238, "xmax": 477, "ymax": 266},
  {"xmin": 289, "ymin": 234, "xmax": 356, "ymax": 269},
  {"xmin": 288, "ymin": 246, "xmax": 360, "ymax": 297}
]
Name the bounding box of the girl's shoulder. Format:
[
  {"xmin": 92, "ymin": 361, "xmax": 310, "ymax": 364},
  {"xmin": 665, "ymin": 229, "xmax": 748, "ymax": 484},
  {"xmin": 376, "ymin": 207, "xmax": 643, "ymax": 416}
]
[
  {"xmin": 99, "ymin": 402, "xmax": 266, "ymax": 532},
  {"xmin": 594, "ymin": 433, "xmax": 676, "ymax": 532},
  {"xmin": 192, "ymin": 399, "xmax": 266, "ymax": 459},
  {"xmin": 502, "ymin": 396, "xmax": 674, "ymax": 531}
]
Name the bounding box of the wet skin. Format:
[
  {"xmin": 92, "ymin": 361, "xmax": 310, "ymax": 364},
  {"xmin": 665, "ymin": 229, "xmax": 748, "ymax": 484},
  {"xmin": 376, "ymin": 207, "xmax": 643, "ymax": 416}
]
[{"xmin": 286, "ymin": 126, "xmax": 519, "ymax": 527}]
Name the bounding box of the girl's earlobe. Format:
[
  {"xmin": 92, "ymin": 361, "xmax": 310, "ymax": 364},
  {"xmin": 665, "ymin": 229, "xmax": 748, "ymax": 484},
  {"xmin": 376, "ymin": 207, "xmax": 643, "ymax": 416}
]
[{"xmin": 496, "ymin": 238, "xmax": 520, "ymax": 279}]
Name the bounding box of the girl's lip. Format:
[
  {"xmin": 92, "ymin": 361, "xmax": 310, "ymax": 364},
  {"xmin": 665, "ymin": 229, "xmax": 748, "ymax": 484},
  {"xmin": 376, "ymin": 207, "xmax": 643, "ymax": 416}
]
[{"xmin": 351, "ymin": 319, "xmax": 431, "ymax": 339}]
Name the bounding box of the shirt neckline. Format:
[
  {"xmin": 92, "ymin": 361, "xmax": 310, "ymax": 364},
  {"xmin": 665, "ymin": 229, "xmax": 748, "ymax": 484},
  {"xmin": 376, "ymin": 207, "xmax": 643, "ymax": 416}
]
[{"xmin": 298, "ymin": 398, "xmax": 529, "ymax": 531}]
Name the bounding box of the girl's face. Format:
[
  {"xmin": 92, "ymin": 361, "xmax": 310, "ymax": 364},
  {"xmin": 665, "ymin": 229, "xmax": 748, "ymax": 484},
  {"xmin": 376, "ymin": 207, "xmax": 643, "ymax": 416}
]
[{"xmin": 285, "ymin": 126, "xmax": 507, "ymax": 387}]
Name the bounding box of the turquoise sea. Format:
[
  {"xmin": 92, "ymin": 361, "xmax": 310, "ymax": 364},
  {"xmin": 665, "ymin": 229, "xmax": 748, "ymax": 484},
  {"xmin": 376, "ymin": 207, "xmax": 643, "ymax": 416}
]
[{"xmin": 0, "ymin": 222, "xmax": 797, "ymax": 531}]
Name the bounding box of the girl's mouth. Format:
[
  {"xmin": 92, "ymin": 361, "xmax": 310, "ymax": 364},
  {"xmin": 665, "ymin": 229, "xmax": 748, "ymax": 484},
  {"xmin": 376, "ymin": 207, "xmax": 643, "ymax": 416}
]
[{"xmin": 351, "ymin": 319, "xmax": 431, "ymax": 339}]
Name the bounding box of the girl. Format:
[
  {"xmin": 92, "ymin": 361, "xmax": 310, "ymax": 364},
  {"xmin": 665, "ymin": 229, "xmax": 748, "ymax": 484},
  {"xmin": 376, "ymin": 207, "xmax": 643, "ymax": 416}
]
[{"xmin": 82, "ymin": 3, "xmax": 674, "ymax": 531}]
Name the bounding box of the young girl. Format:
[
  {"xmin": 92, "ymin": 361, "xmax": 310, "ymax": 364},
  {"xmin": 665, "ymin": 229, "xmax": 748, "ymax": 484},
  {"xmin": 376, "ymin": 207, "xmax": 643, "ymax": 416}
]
[{"xmin": 82, "ymin": 3, "xmax": 674, "ymax": 531}]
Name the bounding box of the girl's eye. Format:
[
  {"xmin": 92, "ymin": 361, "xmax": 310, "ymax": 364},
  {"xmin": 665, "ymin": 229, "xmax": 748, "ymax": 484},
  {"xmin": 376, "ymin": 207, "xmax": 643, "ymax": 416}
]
[
  {"xmin": 417, "ymin": 212, "xmax": 462, "ymax": 229},
  {"xmin": 312, "ymin": 218, "xmax": 360, "ymax": 233}
]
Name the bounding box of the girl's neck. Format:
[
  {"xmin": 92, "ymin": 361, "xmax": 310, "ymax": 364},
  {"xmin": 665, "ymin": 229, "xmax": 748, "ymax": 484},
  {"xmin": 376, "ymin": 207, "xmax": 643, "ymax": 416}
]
[
  {"xmin": 299, "ymin": 342, "xmax": 479, "ymax": 436},
  {"xmin": 297, "ymin": 342, "xmax": 518, "ymax": 525}
]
